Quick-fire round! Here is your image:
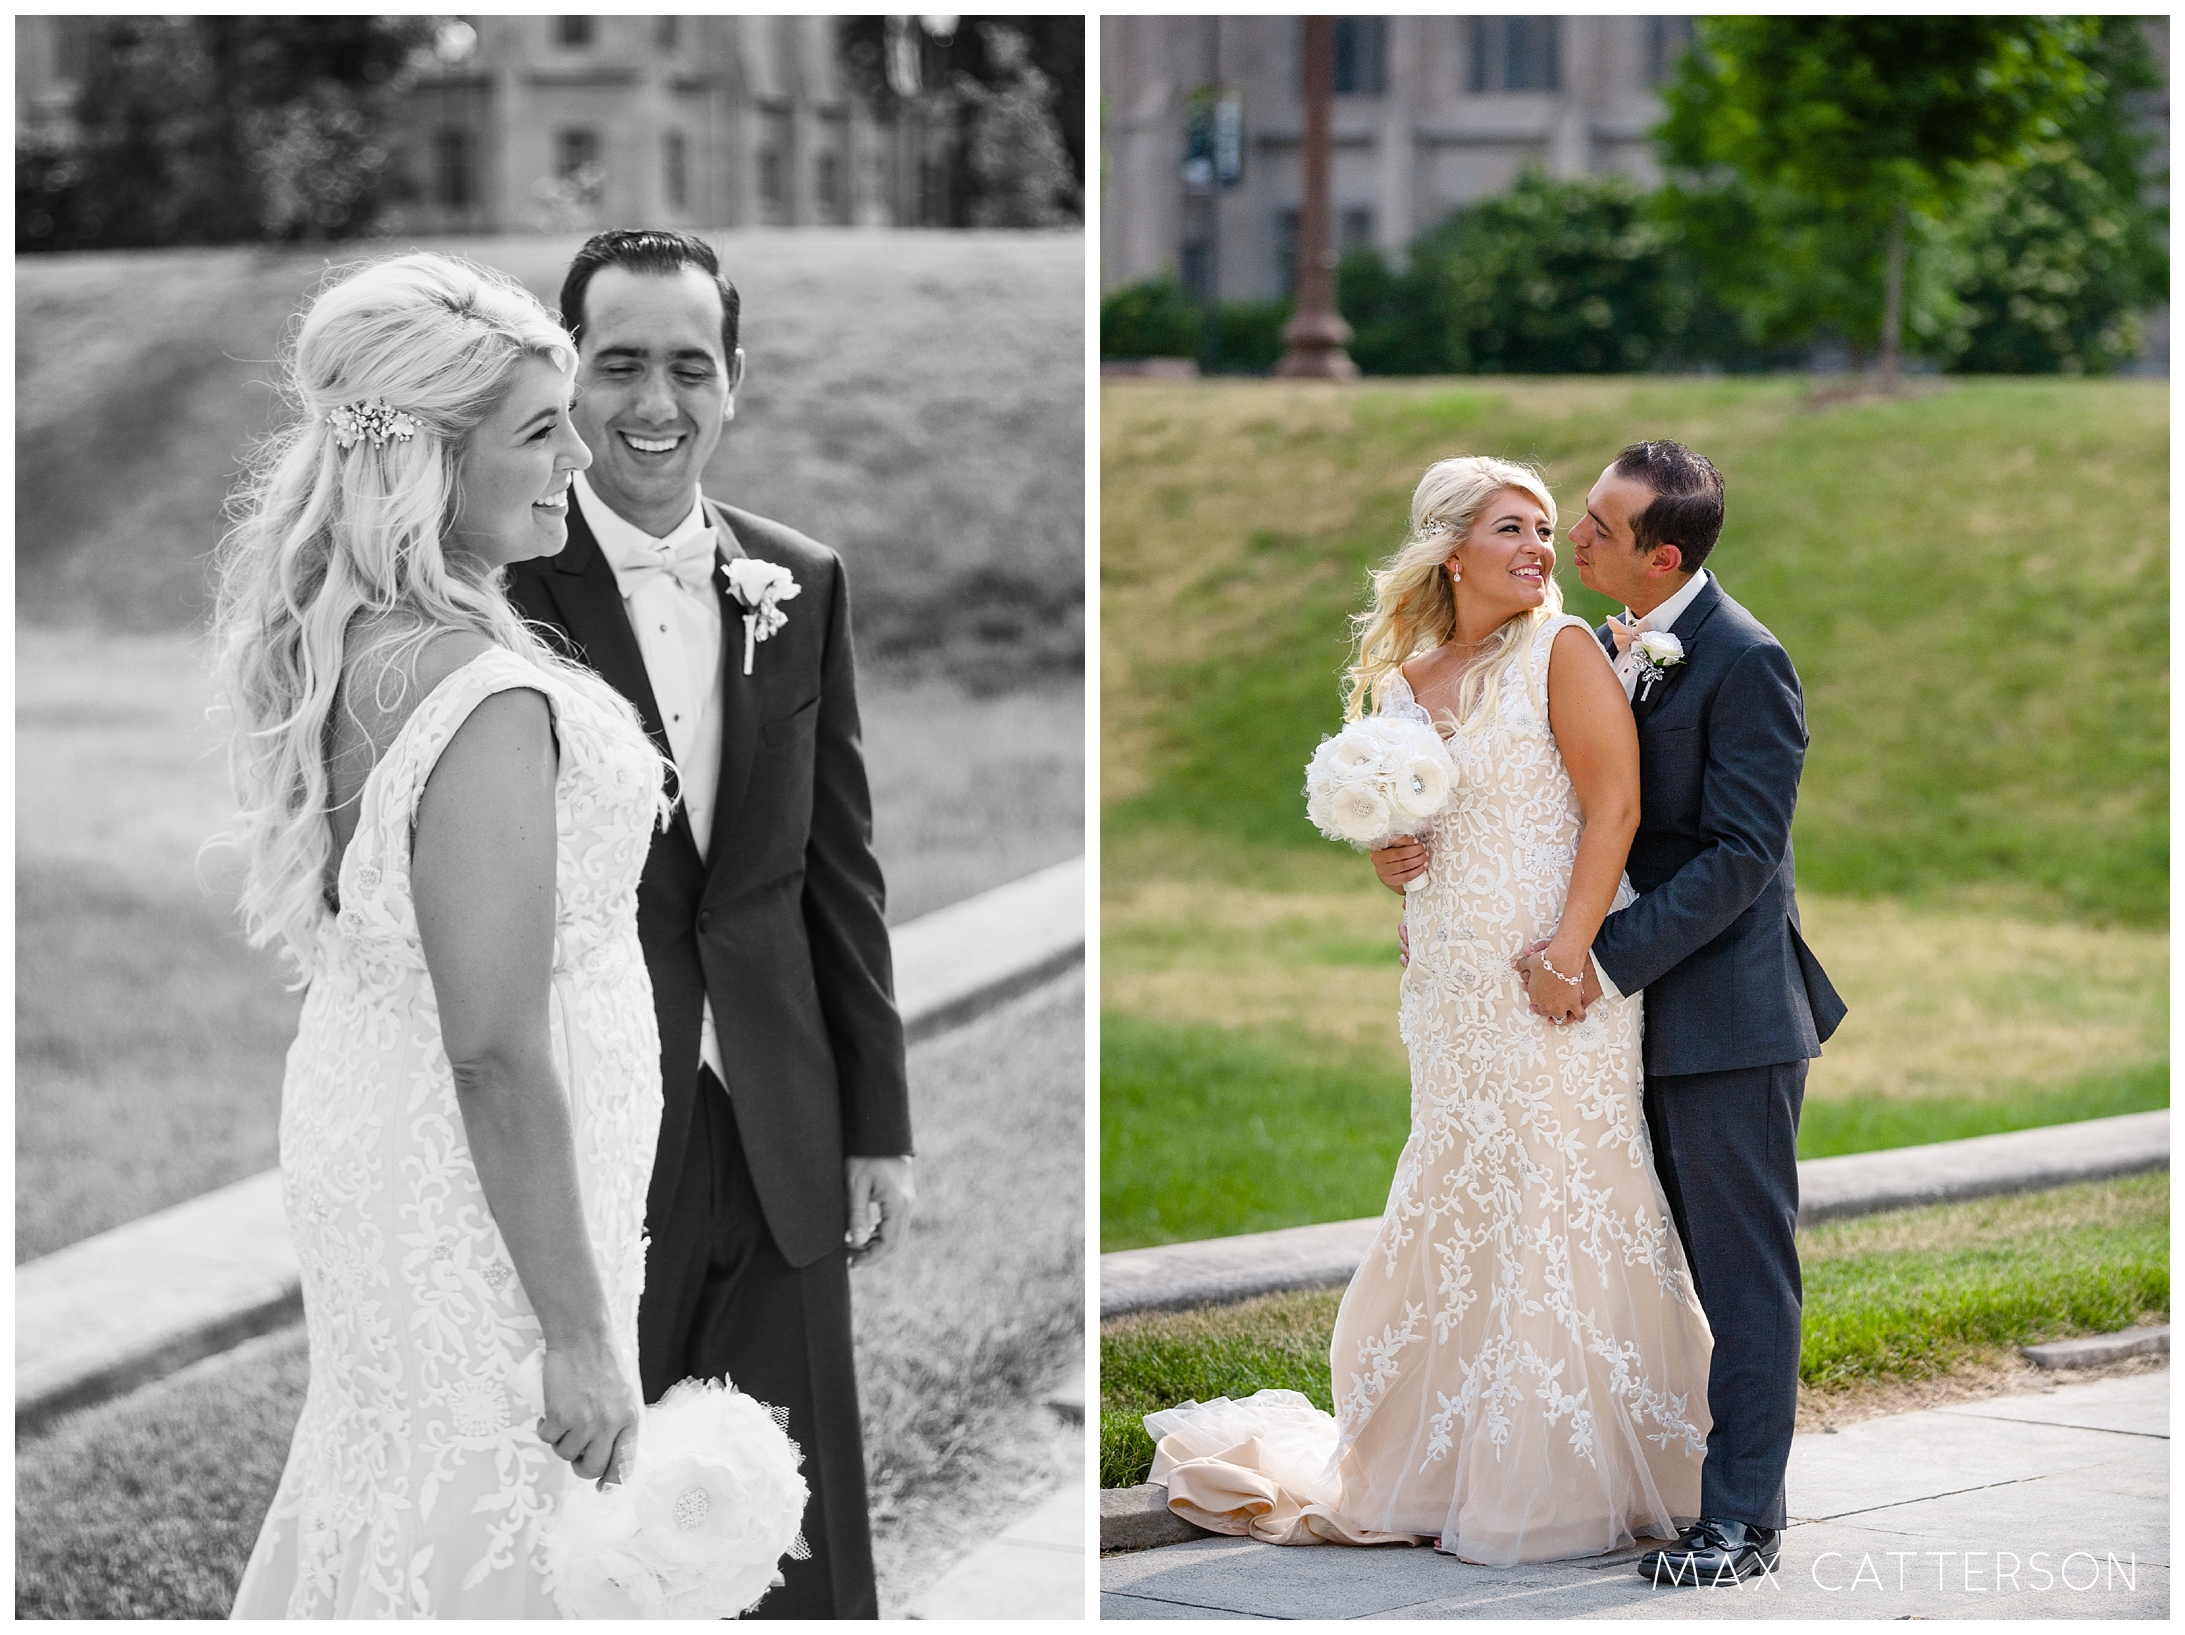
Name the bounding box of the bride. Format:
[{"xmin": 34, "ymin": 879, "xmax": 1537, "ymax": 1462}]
[
  {"xmin": 215, "ymin": 253, "xmax": 670, "ymax": 1616},
  {"xmin": 1151, "ymin": 456, "xmax": 1713, "ymax": 1565}
]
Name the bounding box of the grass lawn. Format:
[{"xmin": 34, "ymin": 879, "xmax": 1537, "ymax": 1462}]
[
  {"xmin": 1099, "ymin": 836, "xmax": 2166, "ymax": 1251},
  {"xmin": 18, "ymin": 231, "xmax": 1084, "ymax": 685},
  {"xmin": 1101, "ymin": 377, "xmax": 2166, "ymax": 1249},
  {"xmin": 16, "ymin": 626, "xmax": 1082, "ymax": 1260},
  {"xmin": 1097, "ymin": 1172, "xmax": 2168, "ymax": 1490},
  {"xmin": 1103, "ymin": 377, "xmax": 2164, "ymax": 924},
  {"xmin": 16, "ymin": 973, "xmax": 1084, "ymax": 1620}
]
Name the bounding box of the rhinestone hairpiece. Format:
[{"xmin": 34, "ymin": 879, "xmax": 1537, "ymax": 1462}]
[{"xmin": 326, "ymin": 399, "xmax": 420, "ymax": 449}]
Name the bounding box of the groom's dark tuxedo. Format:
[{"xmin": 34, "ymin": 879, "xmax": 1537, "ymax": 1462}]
[
  {"xmin": 507, "ymin": 493, "xmax": 909, "ymax": 1619},
  {"xmin": 1591, "ymin": 574, "xmax": 1845, "ymax": 1533}
]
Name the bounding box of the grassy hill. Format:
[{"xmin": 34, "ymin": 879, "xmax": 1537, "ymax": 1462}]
[
  {"xmin": 1101, "ymin": 377, "xmax": 2168, "ymax": 1250},
  {"xmin": 1104, "ymin": 376, "xmax": 2165, "ymax": 924},
  {"xmin": 18, "ymin": 229, "xmax": 1085, "ymax": 683}
]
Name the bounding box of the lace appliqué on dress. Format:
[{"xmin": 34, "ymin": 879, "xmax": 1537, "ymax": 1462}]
[{"xmin": 231, "ymin": 648, "xmax": 667, "ymax": 1619}]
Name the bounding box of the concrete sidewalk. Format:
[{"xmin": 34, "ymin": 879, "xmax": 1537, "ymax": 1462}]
[
  {"xmin": 17, "ymin": 858, "xmax": 1085, "ymax": 1431},
  {"xmin": 1102, "ymin": 1371, "xmax": 2168, "ymax": 1619}
]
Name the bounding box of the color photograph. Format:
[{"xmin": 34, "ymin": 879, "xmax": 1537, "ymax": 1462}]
[
  {"xmin": 16, "ymin": 14, "xmax": 1086, "ymax": 1620},
  {"xmin": 1098, "ymin": 15, "xmax": 2166, "ymax": 1619}
]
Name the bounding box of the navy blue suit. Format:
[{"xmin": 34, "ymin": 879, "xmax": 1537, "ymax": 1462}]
[{"xmin": 1591, "ymin": 575, "xmax": 1845, "ymax": 1531}]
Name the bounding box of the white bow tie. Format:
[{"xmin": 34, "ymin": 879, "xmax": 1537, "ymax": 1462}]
[{"xmin": 607, "ymin": 529, "xmax": 717, "ymax": 598}]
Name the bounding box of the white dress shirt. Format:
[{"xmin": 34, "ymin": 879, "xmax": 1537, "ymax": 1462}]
[
  {"xmin": 1593, "ymin": 568, "xmax": 1710, "ymax": 1002},
  {"xmin": 1609, "ymin": 567, "xmax": 1710, "ymax": 700},
  {"xmin": 574, "ymin": 472, "xmax": 729, "ymax": 1086}
]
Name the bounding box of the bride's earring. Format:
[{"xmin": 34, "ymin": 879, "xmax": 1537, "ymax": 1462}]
[{"xmin": 1448, "ymin": 561, "xmax": 1462, "ymax": 584}]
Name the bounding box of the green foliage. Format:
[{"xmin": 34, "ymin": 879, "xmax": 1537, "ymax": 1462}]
[
  {"xmin": 1357, "ymin": 169, "xmax": 1713, "ymax": 374},
  {"xmin": 1659, "ymin": 17, "xmax": 2094, "ymax": 214},
  {"xmin": 1097, "ymin": 280, "xmax": 1286, "ymax": 373},
  {"xmin": 1098, "ymin": 1175, "xmax": 2170, "ymax": 1487},
  {"xmin": 1655, "ymin": 16, "xmax": 2160, "ymax": 370},
  {"xmin": 1216, "ymin": 299, "xmax": 1291, "ymax": 373},
  {"xmin": 1100, "ymin": 277, "xmax": 1201, "ymax": 360},
  {"xmin": 17, "ymin": 16, "xmax": 435, "ymax": 251},
  {"xmin": 1101, "ymin": 1013, "xmax": 1410, "ymax": 1252},
  {"xmin": 1949, "ymin": 22, "xmax": 2169, "ymax": 375}
]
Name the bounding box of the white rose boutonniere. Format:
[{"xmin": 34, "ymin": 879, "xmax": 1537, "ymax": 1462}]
[
  {"xmin": 1633, "ymin": 631, "xmax": 1686, "ymax": 701},
  {"xmin": 722, "ymin": 559, "xmax": 802, "ymax": 675}
]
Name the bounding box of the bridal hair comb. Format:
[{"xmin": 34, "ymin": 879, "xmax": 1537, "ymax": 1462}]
[{"xmin": 326, "ymin": 399, "xmax": 420, "ymax": 449}]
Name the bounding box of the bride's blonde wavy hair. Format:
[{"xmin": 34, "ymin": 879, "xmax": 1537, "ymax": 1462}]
[
  {"xmin": 1344, "ymin": 455, "xmax": 1563, "ymax": 726},
  {"xmin": 210, "ymin": 251, "xmax": 583, "ymax": 980}
]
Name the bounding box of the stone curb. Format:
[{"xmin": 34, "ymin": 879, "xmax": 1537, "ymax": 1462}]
[
  {"xmin": 16, "ymin": 860, "xmax": 1086, "ymax": 1433},
  {"xmin": 1099, "ymin": 1109, "xmax": 2169, "ymax": 1320},
  {"xmin": 2023, "ymin": 1325, "xmax": 2170, "ymax": 1370},
  {"xmin": 1102, "ymin": 1484, "xmax": 1203, "ymax": 1554}
]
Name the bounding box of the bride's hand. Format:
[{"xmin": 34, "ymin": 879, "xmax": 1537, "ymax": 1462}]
[
  {"xmin": 1372, "ymin": 836, "xmax": 1429, "ymax": 894},
  {"xmin": 1516, "ymin": 945, "xmax": 1590, "ymax": 1024},
  {"xmin": 539, "ymin": 1336, "xmax": 642, "ymax": 1490}
]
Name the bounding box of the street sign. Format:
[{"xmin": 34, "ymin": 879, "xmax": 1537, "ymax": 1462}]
[{"xmin": 1182, "ymin": 87, "xmax": 1244, "ymax": 189}]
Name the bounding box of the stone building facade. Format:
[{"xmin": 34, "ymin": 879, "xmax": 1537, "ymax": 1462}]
[
  {"xmin": 1102, "ymin": 15, "xmax": 1693, "ymax": 298},
  {"xmin": 16, "ymin": 15, "xmax": 950, "ymax": 235},
  {"xmin": 400, "ymin": 15, "xmax": 919, "ymax": 234}
]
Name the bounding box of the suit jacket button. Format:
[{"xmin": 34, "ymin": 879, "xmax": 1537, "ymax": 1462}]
[{"xmin": 698, "ymin": 911, "xmax": 712, "ymax": 933}]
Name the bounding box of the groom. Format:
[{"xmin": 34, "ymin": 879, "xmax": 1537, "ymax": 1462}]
[
  {"xmin": 1556, "ymin": 439, "xmax": 1847, "ymax": 1584},
  {"xmin": 506, "ymin": 229, "xmax": 914, "ymax": 1619}
]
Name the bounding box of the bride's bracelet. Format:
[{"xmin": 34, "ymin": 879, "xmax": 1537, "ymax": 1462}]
[{"xmin": 1536, "ymin": 950, "xmax": 1586, "ymax": 988}]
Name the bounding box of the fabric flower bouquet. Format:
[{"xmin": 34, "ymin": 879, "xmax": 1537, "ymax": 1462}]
[
  {"xmin": 1303, "ymin": 714, "xmax": 1460, "ymax": 890},
  {"xmin": 540, "ymin": 1375, "xmax": 810, "ymax": 1620}
]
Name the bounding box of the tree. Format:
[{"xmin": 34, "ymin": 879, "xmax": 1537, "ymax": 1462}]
[
  {"xmin": 838, "ymin": 16, "xmax": 1084, "ymax": 227},
  {"xmin": 1658, "ymin": 17, "xmax": 2093, "ymax": 388},
  {"xmin": 17, "ymin": 16, "xmax": 433, "ymax": 252},
  {"xmin": 1948, "ymin": 19, "xmax": 2167, "ymax": 374},
  {"xmin": 955, "ymin": 23, "xmax": 1080, "ymax": 227}
]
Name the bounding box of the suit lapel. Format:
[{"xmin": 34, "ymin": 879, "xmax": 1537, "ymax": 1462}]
[
  {"xmin": 703, "ymin": 500, "xmax": 760, "ymax": 881},
  {"xmin": 551, "ymin": 494, "xmax": 700, "ymax": 856},
  {"xmin": 1631, "ymin": 576, "xmax": 1722, "ymax": 730}
]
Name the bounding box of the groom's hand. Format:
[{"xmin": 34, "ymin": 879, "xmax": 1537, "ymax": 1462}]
[{"xmin": 845, "ymin": 1155, "xmax": 916, "ymax": 1268}]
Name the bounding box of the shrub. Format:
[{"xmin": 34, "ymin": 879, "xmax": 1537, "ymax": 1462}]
[{"xmin": 1100, "ymin": 276, "xmax": 1199, "ymax": 360}]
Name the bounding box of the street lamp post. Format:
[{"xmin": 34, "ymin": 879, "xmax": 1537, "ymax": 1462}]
[{"xmin": 1276, "ymin": 15, "xmax": 1356, "ymax": 380}]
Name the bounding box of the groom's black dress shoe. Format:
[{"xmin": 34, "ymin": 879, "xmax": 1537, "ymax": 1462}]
[{"xmin": 1636, "ymin": 1518, "xmax": 1781, "ymax": 1585}]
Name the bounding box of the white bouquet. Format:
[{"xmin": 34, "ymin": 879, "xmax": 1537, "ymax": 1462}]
[
  {"xmin": 1303, "ymin": 714, "xmax": 1457, "ymax": 891},
  {"xmin": 540, "ymin": 1376, "xmax": 811, "ymax": 1620}
]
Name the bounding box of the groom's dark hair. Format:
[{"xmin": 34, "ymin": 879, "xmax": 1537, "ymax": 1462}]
[
  {"xmin": 1613, "ymin": 440, "xmax": 1724, "ymax": 573},
  {"xmin": 559, "ymin": 229, "xmax": 741, "ymax": 360}
]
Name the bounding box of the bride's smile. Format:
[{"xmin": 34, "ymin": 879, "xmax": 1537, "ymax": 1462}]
[{"xmin": 1443, "ymin": 488, "xmax": 1558, "ymax": 645}]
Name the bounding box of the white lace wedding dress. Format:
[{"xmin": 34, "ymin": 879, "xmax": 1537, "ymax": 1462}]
[
  {"xmin": 232, "ymin": 647, "xmax": 666, "ymax": 1619},
  {"xmin": 1153, "ymin": 614, "xmax": 1713, "ymax": 1566}
]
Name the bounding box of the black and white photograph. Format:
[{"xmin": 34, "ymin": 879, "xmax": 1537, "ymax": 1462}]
[{"xmin": 17, "ymin": 13, "xmax": 1087, "ymax": 1620}]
